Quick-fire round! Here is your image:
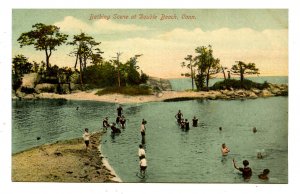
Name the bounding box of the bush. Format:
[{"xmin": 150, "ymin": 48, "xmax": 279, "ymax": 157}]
[
  {"xmin": 20, "ymin": 87, "xmax": 35, "ymax": 94},
  {"xmin": 211, "ymin": 79, "xmax": 270, "ymax": 90},
  {"xmin": 96, "ymin": 86, "xmax": 152, "ymax": 96}
]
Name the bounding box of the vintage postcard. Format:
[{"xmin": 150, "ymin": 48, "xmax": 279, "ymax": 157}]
[{"xmin": 2, "ymin": 3, "xmax": 298, "ymax": 194}]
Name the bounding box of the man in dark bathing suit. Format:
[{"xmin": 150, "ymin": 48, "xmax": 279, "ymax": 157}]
[
  {"xmin": 233, "ymin": 159, "xmax": 252, "ymax": 180},
  {"xmin": 192, "ymin": 116, "xmax": 198, "ymax": 127},
  {"xmin": 117, "ymin": 105, "xmax": 123, "ymax": 117},
  {"xmin": 175, "ymin": 110, "xmax": 183, "ymax": 124},
  {"xmin": 120, "ymin": 115, "xmax": 126, "ymax": 129}
]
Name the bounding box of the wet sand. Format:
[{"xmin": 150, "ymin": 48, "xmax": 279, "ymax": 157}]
[{"xmin": 12, "ymin": 132, "xmax": 121, "ymax": 182}]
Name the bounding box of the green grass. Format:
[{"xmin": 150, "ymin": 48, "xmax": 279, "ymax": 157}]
[{"xmin": 95, "ymin": 86, "xmax": 152, "ymax": 96}]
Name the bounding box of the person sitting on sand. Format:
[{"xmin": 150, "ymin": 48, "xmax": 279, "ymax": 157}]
[
  {"xmin": 103, "ymin": 117, "xmax": 110, "ymax": 129},
  {"xmin": 82, "ymin": 128, "xmax": 90, "ymax": 151},
  {"xmin": 175, "ymin": 110, "xmax": 183, "ymax": 124},
  {"xmin": 192, "ymin": 116, "xmax": 198, "ymax": 127},
  {"xmin": 139, "ymin": 155, "xmax": 147, "ymax": 177},
  {"xmin": 221, "ymin": 143, "xmax": 230, "ymax": 156},
  {"xmin": 233, "ymin": 159, "xmax": 252, "ymax": 180},
  {"xmin": 138, "ymin": 144, "xmax": 146, "ymax": 160},
  {"xmin": 258, "ymin": 169, "xmax": 270, "ymax": 180}
]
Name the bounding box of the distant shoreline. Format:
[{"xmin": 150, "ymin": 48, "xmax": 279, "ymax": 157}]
[{"xmin": 13, "ymin": 83, "xmax": 288, "ymax": 104}]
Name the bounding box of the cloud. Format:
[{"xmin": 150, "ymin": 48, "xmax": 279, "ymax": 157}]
[
  {"xmin": 101, "ymin": 27, "xmax": 287, "ymax": 77},
  {"xmin": 53, "ymin": 16, "xmax": 148, "ymax": 34}
]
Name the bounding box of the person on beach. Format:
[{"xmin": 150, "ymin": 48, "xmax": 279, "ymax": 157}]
[
  {"xmin": 103, "ymin": 117, "xmax": 110, "ymax": 129},
  {"xmin": 139, "ymin": 155, "xmax": 147, "ymax": 177},
  {"xmin": 120, "ymin": 115, "xmax": 126, "ymax": 129},
  {"xmin": 138, "ymin": 144, "xmax": 146, "ymax": 160},
  {"xmin": 258, "ymin": 169, "xmax": 270, "ymax": 180},
  {"xmin": 185, "ymin": 119, "xmax": 190, "ymax": 131},
  {"xmin": 141, "ymin": 119, "xmax": 147, "ymax": 144},
  {"xmin": 233, "ymin": 159, "xmax": 252, "ymax": 180},
  {"xmin": 83, "ymin": 128, "xmax": 90, "ymax": 151},
  {"xmin": 117, "ymin": 105, "xmax": 123, "ymax": 117},
  {"xmin": 192, "ymin": 116, "xmax": 198, "ymax": 127},
  {"xmin": 175, "ymin": 110, "xmax": 183, "ymax": 124},
  {"xmin": 221, "ymin": 143, "xmax": 230, "ymax": 156}
]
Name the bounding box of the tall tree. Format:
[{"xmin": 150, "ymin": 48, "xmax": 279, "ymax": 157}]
[
  {"xmin": 231, "ymin": 61, "xmax": 260, "ymax": 86},
  {"xmin": 68, "ymin": 32, "xmax": 103, "ymax": 86},
  {"xmin": 181, "ymin": 55, "xmax": 195, "ymax": 90},
  {"xmin": 204, "ymin": 46, "xmax": 221, "ymax": 90},
  {"xmin": 17, "ymin": 23, "xmax": 68, "ymax": 69}
]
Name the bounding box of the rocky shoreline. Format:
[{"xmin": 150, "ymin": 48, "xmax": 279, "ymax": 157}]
[
  {"xmin": 12, "ymin": 83, "xmax": 288, "ymax": 104},
  {"xmin": 12, "ymin": 132, "xmax": 121, "ymax": 183}
]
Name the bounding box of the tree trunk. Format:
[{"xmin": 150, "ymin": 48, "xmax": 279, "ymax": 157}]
[
  {"xmin": 45, "ymin": 49, "xmax": 50, "ymax": 69},
  {"xmin": 191, "ymin": 67, "xmax": 194, "ymax": 90},
  {"xmin": 221, "ymin": 67, "xmax": 227, "ymax": 80}
]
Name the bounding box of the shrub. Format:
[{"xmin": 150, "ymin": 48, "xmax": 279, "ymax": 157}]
[
  {"xmin": 20, "ymin": 87, "xmax": 35, "ymax": 94},
  {"xmin": 211, "ymin": 79, "xmax": 269, "ymax": 90}
]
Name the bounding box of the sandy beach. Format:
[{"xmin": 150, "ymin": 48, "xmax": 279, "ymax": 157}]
[{"xmin": 12, "ymin": 132, "xmax": 121, "ymax": 182}]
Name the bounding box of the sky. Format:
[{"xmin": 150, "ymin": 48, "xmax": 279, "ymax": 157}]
[{"xmin": 12, "ymin": 9, "xmax": 288, "ymax": 78}]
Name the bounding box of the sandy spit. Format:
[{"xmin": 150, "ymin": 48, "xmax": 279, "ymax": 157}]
[{"xmin": 12, "ymin": 132, "xmax": 121, "ymax": 183}]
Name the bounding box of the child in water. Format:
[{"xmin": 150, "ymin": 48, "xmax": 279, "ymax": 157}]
[
  {"xmin": 221, "ymin": 143, "xmax": 230, "ymax": 156},
  {"xmin": 258, "ymin": 169, "xmax": 270, "ymax": 180}
]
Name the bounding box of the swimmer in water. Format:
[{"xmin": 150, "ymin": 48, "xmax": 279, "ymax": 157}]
[
  {"xmin": 192, "ymin": 116, "xmax": 198, "ymax": 127},
  {"xmin": 258, "ymin": 169, "xmax": 270, "ymax": 180},
  {"xmin": 175, "ymin": 110, "xmax": 183, "ymax": 124},
  {"xmin": 221, "ymin": 143, "xmax": 230, "ymax": 156}
]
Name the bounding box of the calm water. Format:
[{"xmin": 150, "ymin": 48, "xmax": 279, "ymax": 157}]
[
  {"xmin": 170, "ymin": 76, "xmax": 288, "ymax": 91},
  {"xmin": 12, "ymin": 97, "xmax": 288, "ymax": 183}
]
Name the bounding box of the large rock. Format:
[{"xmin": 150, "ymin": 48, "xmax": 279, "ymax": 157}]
[
  {"xmin": 21, "ymin": 73, "xmax": 39, "ymax": 88},
  {"xmin": 261, "ymin": 89, "xmax": 273, "ymax": 97}
]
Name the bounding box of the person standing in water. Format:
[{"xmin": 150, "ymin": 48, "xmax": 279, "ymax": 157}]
[
  {"xmin": 221, "ymin": 143, "xmax": 230, "ymax": 156},
  {"xmin": 138, "ymin": 144, "xmax": 146, "ymax": 160},
  {"xmin": 82, "ymin": 128, "xmax": 90, "ymax": 151},
  {"xmin": 175, "ymin": 110, "xmax": 183, "ymax": 124},
  {"xmin": 139, "ymin": 155, "xmax": 147, "ymax": 177},
  {"xmin": 192, "ymin": 116, "xmax": 198, "ymax": 127},
  {"xmin": 233, "ymin": 159, "xmax": 252, "ymax": 180},
  {"xmin": 140, "ymin": 119, "xmax": 147, "ymax": 144},
  {"xmin": 120, "ymin": 115, "xmax": 126, "ymax": 129},
  {"xmin": 185, "ymin": 119, "xmax": 190, "ymax": 131},
  {"xmin": 103, "ymin": 117, "xmax": 110, "ymax": 129},
  {"xmin": 117, "ymin": 105, "xmax": 123, "ymax": 117}
]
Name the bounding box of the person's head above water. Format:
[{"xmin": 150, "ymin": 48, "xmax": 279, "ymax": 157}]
[
  {"xmin": 222, "ymin": 143, "xmax": 226, "ymax": 148},
  {"xmin": 263, "ymin": 169, "xmax": 270, "ymax": 175},
  {"xmin": 243, "ymin": 160, "xmax": 249, "ymax": 167},
  {"xmin": 84, "ymin": 128, "xmax": 88, "ymax": 132},
  {"xmin": 139, "ymin": 144, "xmax": 143, "ymax": 149}
]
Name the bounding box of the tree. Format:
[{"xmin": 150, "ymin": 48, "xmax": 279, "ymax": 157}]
[
  {"xmin": 12, "ymin": 54, "xmax": 33, "ymax": 93},
  {"xmin": 17, "ymin": 23, "xmax": 68, "ymax": 69},
  {"xmin": 68, "ymin": 32, "xmax": 103, "ymax": 86},
  {"xmin": 231, "ymin": 61, "xmax": 260, "ymax": 86},
  {"xmin": 193, "ymin": 45, "xmax": 220, "ymax": 91},
  {"xmin": 181, "ymin": 55, "xmax": 195, "ymax": 90},
  {"xmin": 12, "ymin": 54, "xmax": 33, "ymax": 76}
]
